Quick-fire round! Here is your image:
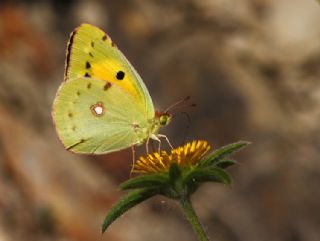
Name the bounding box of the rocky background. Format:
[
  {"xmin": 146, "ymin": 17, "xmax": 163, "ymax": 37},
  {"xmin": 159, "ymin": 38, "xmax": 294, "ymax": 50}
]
[{"xmin": 1, "ymin": 0, "xmax": 320, "ymax": 241}]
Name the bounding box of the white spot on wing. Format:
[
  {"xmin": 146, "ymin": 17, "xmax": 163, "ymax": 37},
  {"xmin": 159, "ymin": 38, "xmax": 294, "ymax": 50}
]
[
  {"xmin": 94, "ymin": 106, "xmax": 103, "ymax": 115},
  {"xmin": 90, "ymin": 102, "xmax": 105, "ymax": 117}
]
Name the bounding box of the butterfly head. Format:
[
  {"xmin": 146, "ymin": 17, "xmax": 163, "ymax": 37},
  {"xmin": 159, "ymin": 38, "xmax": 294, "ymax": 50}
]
[{"xmin": 155, "ymin": 111, "xmax": 172, "ymax": 126}]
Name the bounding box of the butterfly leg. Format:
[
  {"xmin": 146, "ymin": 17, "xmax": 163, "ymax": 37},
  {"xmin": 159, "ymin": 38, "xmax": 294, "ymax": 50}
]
[
  {"xmin": 157, "ymin": 139, "xmax": 161, "ymax": 153},
  {"xmin": 157, "ymin": 134, "xmax": 173, "ymax": 150},
  {"xmin": 150, "ymin": 134, "xmax": 162, "ymax": 153},
  {"xmin": 145, "ymin": 137, "xmax": 150, "ymax": 154},
  {"xmin": 130, "ymin": 145, "xmax": 136, "ymax": 175}
]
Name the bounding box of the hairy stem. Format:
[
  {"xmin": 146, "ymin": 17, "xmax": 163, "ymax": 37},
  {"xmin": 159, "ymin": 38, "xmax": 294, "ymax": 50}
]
[{"xmin": 179, "ymin": 196, "xmax": 210, "ymax": 241}]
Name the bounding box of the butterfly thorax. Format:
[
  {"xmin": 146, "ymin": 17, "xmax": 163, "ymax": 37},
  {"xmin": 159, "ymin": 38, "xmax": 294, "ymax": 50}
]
[{"xmin": 133, "ymin": 111, "xmax": 172, "ymax": 145}]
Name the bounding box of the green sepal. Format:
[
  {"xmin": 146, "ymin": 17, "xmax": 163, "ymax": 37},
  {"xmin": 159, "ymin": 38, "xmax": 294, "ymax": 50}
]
[
  {"xmin": 169, "ymin": 163, "xmax": 181, "ymax": 183},
  {"xmin": 119, "ymin": 173, "xmax": 169, "ymax": 190},
  {"xmin": 101, "ymin": 188, "xmax": 157, "ymax": 233},
  {"xmin": 215, "ymin": 159, "xmax": 237, "ymax": 169},
  {"xmin": 199, "ymin": 141, "xmax": 250, "ymax": 167},
  {"xmin": 154, "ymin": 163, "xmax": 183, "ymax": 200},
  {"xmin": 183, "ymin": 167, "xmax": 232, "ymax": 190}
]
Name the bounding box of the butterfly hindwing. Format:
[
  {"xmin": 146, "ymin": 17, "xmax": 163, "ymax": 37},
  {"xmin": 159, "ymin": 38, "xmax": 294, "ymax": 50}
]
[
  {"xmin": 64, "ymin": 23, "xmax": 154, "ymax": 118},
  {"xmin": 52, "ymin": 77, "xmax": 148, "ymax": 154}
]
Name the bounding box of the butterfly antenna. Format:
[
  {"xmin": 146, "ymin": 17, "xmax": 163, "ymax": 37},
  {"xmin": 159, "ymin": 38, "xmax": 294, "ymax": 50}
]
[
  {"xmin": 164, "ymin": 96, "xmax": 191, "ymax": 113},
  {"xmin": 169, "ymin": 102, "xmax": 197, "ymax": 114},
  {"xmin": 179, "ymin": 111, "xmax": 191, "ymax": 145}
]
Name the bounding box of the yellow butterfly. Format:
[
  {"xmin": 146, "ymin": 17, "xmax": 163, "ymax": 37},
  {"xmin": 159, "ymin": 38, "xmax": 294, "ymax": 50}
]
[{"xmin": 52, "ymin": 24, "xmax": 172, "ymax": 154}]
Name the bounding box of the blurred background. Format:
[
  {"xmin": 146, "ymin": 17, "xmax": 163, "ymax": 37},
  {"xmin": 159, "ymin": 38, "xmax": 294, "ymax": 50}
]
[{"xmin": 1, "ymin": 0, "xmax": 320, "ymax": 240}]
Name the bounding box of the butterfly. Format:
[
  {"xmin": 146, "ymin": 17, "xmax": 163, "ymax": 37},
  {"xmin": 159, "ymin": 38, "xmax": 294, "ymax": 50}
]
[{"xmin": 52, "ymin": 24, "xmax": 172, "ymax": 154}]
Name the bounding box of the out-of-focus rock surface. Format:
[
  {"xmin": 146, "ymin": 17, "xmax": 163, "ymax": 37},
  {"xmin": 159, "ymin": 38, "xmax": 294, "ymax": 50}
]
[{"xmin": 1, "ymin": 0, "xmax": 320, "ymax": 240}]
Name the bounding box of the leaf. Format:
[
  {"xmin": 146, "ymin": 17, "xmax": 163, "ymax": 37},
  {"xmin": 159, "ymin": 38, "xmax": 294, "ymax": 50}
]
[
  {"xmin": 183, "ymin": 167, "xmax": 232, "ymax": 187},
  {"xmin": 120, "ymin": 173, "xmax": 169, "ymax": 190},
  {"xmin": 101, "ymin": 189, "xmax": 157, "ymax": 233},
  {"xmin": 199, "ymin": 141, "xmax": 250, "ymax": 167}
]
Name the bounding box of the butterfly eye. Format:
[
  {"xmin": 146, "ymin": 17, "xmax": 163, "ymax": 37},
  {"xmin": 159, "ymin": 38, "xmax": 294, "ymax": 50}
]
[
  {"xmin": 116, "ymin": 71, "xmax": 125, "ymax": 80},
  {"xmin": 159, "ymin": 115, "xmax": 171, "ymax": 126}
]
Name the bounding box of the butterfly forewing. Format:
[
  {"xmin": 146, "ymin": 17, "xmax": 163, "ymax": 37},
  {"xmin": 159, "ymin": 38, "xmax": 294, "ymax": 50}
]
[{"xmin": 64, "ymin": 24, "xmax": 154, "ymax": 118}]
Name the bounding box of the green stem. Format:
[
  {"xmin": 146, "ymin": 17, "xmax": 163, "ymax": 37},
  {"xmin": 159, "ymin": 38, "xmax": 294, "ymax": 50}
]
[{"xmin": 179, "ymin": 196, "xmax": 210, "ymax": 241}]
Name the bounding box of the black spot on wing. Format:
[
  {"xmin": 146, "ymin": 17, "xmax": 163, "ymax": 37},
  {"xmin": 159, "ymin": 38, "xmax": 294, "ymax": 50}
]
[
  {"xmin": 85, "ymin": 72, "xmax": 91, "ymax": 77},
  {"xmin": 116, "ymin": 71, "xmax": 125, "ymax": 80},
  {"xmin": 86, "ymin": 61, "xmax": 91, "ymax": 69},
  {"xmin": 102, "ymin": 35, "xmax": 107, "ymax": 41}
]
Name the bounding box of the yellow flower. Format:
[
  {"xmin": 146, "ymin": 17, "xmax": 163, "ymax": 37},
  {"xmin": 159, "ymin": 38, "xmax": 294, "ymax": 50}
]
[
  {"xmin": 133, "ymin": 140, "xmax": 211, "ymax": 174},
  {"xmin": 104, "ymin": 140, "xmax": 248, "ymax": 234}
]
